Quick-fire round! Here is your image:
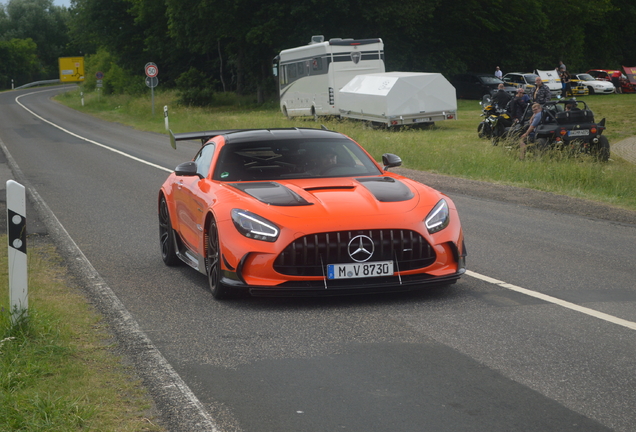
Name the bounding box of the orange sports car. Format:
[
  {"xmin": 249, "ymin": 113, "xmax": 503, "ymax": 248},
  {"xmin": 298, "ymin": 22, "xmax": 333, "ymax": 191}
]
[{"xmin": 158, "ymin": 128, "xmax": 466, "ymax": 299}]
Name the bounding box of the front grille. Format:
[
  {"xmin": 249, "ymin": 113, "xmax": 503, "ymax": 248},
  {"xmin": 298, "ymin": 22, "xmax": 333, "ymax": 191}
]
[{"xmin": 274, "ymin": 229, "xmax": 436, "ymax": 276}]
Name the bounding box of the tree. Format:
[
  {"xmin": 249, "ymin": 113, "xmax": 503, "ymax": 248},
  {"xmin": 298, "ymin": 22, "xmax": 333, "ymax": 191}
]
[{"xmin": 1, "ymin": 0, "xmax": 70, "ymax": 78}]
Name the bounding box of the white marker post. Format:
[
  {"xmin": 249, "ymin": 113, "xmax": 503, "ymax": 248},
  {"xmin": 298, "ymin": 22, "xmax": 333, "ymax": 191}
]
[
  {"xmin": 164, "ymin": 105, "xmax": 169, "ymax": 130},
  {"xmin": 7, "ymin": 180, "xmax": 28, "ymax": 323}
]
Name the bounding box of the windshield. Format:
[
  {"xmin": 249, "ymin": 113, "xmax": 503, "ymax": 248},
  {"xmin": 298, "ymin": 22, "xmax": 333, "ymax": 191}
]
[
  {"xmin": 577, "ymin": 74, "xmax": 595, "ymax": 81},
  {"xmin": 213, "ymin": 137, "xmax": 383, "ymax": 181},
  {"xmin": 524, "ymin": 74, "xmax": 539, "ymax": 83},
  {"xmin": 480, "ymin": 76, "xmax": 503, "ymax": 85}
]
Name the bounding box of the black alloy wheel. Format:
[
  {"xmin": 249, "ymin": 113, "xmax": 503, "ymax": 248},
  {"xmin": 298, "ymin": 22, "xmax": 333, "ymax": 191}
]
[
  {"xmin": 206, "ymin": 218, "xmax": 228, "ymax": 299},
  {"xmin": 159, "ymin": 196, "xmax": 180, "ymax": 266}
]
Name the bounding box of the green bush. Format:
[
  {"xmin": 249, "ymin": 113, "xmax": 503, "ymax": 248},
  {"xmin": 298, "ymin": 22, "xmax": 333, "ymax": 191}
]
[{"xmin": 175, "ymin": 67, "xmax": 218, "ymax": 106}]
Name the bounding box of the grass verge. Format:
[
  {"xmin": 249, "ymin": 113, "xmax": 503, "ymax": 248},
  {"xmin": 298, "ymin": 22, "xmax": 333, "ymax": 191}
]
[
  {"xmin": 1, "ymin": 235, "xmax": 163, "ymax": 431},
  {"xmin": 56, "ymin": 88, "xmax": 636, "ymax": 211}
]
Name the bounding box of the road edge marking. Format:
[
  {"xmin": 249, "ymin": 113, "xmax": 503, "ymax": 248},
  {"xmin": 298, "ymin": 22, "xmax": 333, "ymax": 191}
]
[{"xmin": 0, "ymin": 132, "xmax": 220, "ymax": 430}]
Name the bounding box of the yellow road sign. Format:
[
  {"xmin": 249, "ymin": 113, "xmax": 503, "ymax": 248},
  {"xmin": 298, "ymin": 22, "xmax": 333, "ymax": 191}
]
[{"xmin": 59, "ymin": 57, "xmax": 85, "ymax": 82}]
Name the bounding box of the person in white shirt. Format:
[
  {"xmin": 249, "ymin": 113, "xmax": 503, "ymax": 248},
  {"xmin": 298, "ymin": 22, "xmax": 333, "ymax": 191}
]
[{"xmin": 495, "ymin": 66, "xmax": 503, "ymax": 79}]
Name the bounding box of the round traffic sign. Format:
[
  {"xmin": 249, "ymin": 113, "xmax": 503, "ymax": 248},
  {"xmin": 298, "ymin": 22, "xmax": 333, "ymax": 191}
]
[
  {"xmin": 96, "ymin": 71, "xmax": 104, "ymax": 79},
  {"xmin": 145, "ymin": 76, "xmax": 159, "ymax": 88},
  {"xmin": 145, "ymin": 63, "xmax": 158, "ymax": 78}
]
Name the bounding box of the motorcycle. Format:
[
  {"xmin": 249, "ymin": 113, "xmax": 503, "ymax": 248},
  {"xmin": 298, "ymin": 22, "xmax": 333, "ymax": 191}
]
[{"xmin": 478, "ymin": 96, "xmax": 514, "ymax": 144}]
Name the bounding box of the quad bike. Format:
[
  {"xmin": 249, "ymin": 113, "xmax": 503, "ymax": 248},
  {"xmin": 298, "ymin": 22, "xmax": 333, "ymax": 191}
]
[{"xmin": 498, "ymin": 99, "xmax": 610, "ymax": 161}]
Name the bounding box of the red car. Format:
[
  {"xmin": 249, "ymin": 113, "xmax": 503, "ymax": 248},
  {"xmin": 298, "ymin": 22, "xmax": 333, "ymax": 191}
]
[
  {"xmin": 586, "ymin": 69, "xmax": 635, "ymax": 93},
  {"xmin": 159, "ymin": 128, "xmax": 466, "ymax": 299}
]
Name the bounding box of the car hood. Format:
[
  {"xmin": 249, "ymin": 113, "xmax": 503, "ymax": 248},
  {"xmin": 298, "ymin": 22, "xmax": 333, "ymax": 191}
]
[{"xmin": 226, "ymin": 176, "xmax": 441, "ymax": 218}]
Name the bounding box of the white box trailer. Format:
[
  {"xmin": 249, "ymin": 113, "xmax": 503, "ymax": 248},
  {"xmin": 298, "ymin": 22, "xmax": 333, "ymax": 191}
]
[
  {"xmin": 273, "ymin": 37, "xmax": 457, "ymax": 126},
  {"xmin": 338, "ymin": 72, "xmax": 457, "ymax": 127}
]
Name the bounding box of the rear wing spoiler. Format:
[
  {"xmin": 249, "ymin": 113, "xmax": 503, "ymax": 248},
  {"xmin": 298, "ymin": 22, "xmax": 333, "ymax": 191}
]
[{"xmin": 169, "ymin": 129, "xmax": 240, "ymax": 149}]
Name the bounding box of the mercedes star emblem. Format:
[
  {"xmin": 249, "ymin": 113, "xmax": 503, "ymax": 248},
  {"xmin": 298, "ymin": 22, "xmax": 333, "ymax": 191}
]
[{"xmin": 348, "ymin": 235, "xmax": 375, "ymax": 262}]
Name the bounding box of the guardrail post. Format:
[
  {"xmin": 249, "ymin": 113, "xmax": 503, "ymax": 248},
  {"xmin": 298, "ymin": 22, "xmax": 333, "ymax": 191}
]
[
  {"xmin": 164, "ymin": 105, "xmax": 169, "ymax": 130},
  {"xmin": 7, "ymin": 180, "xmax": 28, "ymax": 324}
]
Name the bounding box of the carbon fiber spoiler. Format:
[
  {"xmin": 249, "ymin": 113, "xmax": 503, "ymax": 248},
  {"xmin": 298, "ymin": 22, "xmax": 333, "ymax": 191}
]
[{"xmin": 169, "ymin": 129, "xmax": 241, "ymax": 149}]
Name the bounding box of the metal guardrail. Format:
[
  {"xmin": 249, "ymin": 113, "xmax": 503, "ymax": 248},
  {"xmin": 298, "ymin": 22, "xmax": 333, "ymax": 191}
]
[{"xmin": 14, "ymin": 79, "xmax": 61, "ymax": 89}]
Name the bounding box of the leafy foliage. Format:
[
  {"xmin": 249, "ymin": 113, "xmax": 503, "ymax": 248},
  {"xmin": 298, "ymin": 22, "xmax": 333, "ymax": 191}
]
[{"xmin": 0, "ymin": 0, "xmax": 635, "ymax": 99}]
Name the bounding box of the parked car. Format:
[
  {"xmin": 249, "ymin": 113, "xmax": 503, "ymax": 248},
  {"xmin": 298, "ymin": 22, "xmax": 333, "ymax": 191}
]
[
  {"xmin": 572, "ymin": 73, "xmax": 615, "ymax": 94},
  {"xmin": 501, "ymin": 72, "xmax": 539, "ymax": 95},
  {"xmin": 586, "ymin": 69, "xmax": 634, "ymax": 93},
  {"xmin": 159, "ymin": 127, "xmax": 467, "ymax": 299},
  {"xmin": 450, "ymin": 73, "xmax": 516, "ymax": 99}
]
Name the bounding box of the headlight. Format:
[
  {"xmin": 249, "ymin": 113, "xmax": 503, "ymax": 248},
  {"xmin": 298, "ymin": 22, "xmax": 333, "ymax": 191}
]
[
  {"xmin": 231, "ymin": 209, "xmax": 280, "ymax": 242},
  {"xmin": 425, "ymin": 199, "xmax": 450, "ymax": 234}
]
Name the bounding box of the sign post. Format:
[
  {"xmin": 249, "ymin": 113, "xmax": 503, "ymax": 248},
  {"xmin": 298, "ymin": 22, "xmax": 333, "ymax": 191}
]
[
  {"xmin": 7, "ymin": 180, "xmax": 28, "ymax": 324},
  {"xmin": 164, "ymin": 105, "xmax": 169, "ymax": 130},
  {"xmin": 145, "ymin": 62, "xmax": 159, "ymax": 115}
]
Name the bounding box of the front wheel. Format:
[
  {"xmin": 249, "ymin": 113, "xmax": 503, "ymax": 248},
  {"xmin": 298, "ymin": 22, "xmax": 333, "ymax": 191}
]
[
  {"xmin": 159, "ymin": 196, "xmax": 180, "ymax": 266},
  {"xmin": 587, "ymin": 86, "xmax": 595, "ymax": 95},
  {"xmin": 477, "ymin": 122, "xmax": 486, "ymax": 138},
  {"xmin": 206, "ymin": 218, "xmax": 229, "ymax": 299}
]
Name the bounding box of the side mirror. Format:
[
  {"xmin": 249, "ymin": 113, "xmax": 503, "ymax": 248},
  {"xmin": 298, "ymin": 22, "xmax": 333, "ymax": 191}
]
[
  {"xmin": 174, "ymin": 161, "xmax": 199, "ymax": 177},
  {"xmin": 382, "ymin": 153, "xmax": 402, "ymax": 170}
]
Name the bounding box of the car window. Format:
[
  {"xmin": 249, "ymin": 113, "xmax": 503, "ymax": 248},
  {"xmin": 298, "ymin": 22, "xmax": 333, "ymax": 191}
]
[
  {"xmin": 578, "ymin": 74, "xmax": 594, "ymax": 81},
  {"xmin": 523, "ymin": 74, "xmax": 539, "ymax": 84},
  {"xmin": 480, "ymin": 76, "xmax": 502, "ymax": 85},
  {"xmin": 194, "ymin": 143, "xmax": 216, "ymax": 178},
  {"xmin": 213, "ymin": 138, "xmax": 383, "ymax": 181}
]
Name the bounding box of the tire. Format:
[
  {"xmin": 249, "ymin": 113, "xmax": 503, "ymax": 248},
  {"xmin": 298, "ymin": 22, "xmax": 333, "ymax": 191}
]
[
  {"xmin": 477, "ymin": 122, "xmax": 486, "ymax": 138},
  {"xmin": 312, "ymin": 107, "xmax": 318, "ymax": 122},
  {"xmin": 594, "ymin": 135, "xmax": 610, "ymax": 162},
  {"xmin": 587, "ymin": 86, "xmax": 595, "ymax": 95},
  {"xmin": 159, "ymin": 196, "xmax": 180, "ymax": 266},
  {"xmin": 535, "ymin": 137, "xmax": 548, "ymax": 151},
  {"xmin": 205, "ymin": 217, "xmax": 229, "ymax": 299}
]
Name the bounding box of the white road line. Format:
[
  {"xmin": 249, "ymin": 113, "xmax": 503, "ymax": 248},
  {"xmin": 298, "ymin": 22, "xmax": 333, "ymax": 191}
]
[
  {"xmin": 15, "ymin": 90, "xmax": 172, "ymax": 173},
  {"xmin": 467, "ymin": 270, "xmax": 636, "ymax": 331}
]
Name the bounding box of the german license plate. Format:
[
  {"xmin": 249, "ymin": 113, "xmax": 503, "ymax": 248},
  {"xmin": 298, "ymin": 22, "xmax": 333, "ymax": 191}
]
[
  {"xmin": 414, "ymin": 117, "xmax": 432, "ymax": 123},
  {"xmin": 327, "ymin": 261, "xmax": 394, "ymax": 280},
  {"xmin": 569, "ymin": 130, "xmax": 589, "ymax": 137}
]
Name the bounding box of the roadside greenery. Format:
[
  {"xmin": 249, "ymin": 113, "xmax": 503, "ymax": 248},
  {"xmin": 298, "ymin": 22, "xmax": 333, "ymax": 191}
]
[
  {"xmin": 56, "ymin": 89, "xmax": 636, "ymax": 211},
  {"xmin": 0, "ymin": 236, "xmax": 163, "ymax": 431}
]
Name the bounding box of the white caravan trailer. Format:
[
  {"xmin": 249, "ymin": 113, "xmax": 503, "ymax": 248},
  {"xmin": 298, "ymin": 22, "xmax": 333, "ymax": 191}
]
[{"xmin": 273, "ymin": 36, "xmax": 385, "ymax": 119}]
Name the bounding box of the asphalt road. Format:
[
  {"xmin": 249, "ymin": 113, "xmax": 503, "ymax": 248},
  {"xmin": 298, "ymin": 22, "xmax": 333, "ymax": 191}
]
[{"xmin": 1, "ymin": 86, "xmax": 635, "ymax": 432}]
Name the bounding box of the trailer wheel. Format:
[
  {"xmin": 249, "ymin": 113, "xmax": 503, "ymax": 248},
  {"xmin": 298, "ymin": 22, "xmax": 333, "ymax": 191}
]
[
  {"xmin": 312, "ymin": 107, "xmax": 318, "ymax": 122},
  {"xmin": 282, "ymin": 106, "xmax": 290, "ymax": 119}
]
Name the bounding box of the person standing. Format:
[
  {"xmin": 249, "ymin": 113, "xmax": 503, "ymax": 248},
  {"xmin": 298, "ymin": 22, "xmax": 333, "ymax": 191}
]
[
  {"xmin": 559, "ymin": 60, "xmax": 566, "ymax": 71},
  {"xmin": 495, "ymin": 66, "xmax": 503, "ymax": 79},
  {"xmin": 611, "ymin": 72, "xmax": 622, "ymax": 94},
  {"xmin": 560, "ymin": 70, "xmax": 572, "ymax": 98},
  {"xmin": 533, "ymin": 76, "xmax": 551, "ymax": 104}
]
